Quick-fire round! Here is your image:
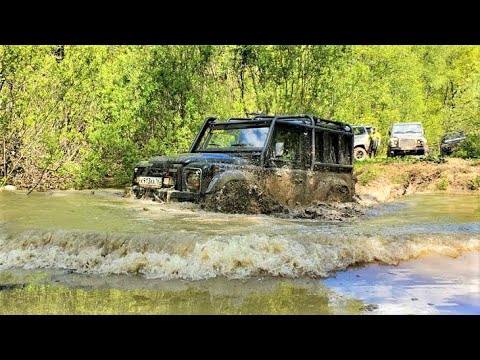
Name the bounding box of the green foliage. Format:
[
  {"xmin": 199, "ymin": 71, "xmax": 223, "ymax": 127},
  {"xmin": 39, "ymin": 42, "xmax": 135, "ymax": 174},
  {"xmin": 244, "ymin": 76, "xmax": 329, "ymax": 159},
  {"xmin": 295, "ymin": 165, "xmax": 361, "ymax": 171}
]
[
  {"xmin": 470, "ymin": 175, "xmax": 480, "ymax": 190},
  {"xmin": 452, "ymin": 133, "xmax": 480, "ymax": 159},
  {"xmin": 1, "ymin": 45, "xmax": 480, "ymax": 189},
  {"xmin": 437, "ymin": 175, "xmax": 449, "ymax": 190},
  {"xmin": 357, "ymin": 168, "xmax": 380, "ymax": 186}
]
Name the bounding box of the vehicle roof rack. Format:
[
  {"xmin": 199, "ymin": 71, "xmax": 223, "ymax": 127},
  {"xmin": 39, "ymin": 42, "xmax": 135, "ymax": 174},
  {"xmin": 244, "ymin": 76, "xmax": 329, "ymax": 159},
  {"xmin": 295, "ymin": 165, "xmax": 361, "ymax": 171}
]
[
  {"xmin": 227, "ymin": 117, "xmax": 253, "ymax": 122},
  {"xmin": 227, "ymin": 114, "xmax": 275, "ymax": 122},
  {"xmin": 222, "ymin": 114, "xmax": 351, "ymax": 133}
]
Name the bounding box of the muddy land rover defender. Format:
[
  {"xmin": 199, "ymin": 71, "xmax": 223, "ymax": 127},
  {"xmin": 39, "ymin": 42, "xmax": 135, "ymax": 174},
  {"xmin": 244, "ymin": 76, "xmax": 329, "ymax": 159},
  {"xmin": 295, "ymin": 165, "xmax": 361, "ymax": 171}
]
[
  {"xmin": 387, "ymin": 122, "xmax": 428, "ymax": 157},
  {"xmin": 131, "ymin": 114, "xmax": 354, "ymax": 213}
]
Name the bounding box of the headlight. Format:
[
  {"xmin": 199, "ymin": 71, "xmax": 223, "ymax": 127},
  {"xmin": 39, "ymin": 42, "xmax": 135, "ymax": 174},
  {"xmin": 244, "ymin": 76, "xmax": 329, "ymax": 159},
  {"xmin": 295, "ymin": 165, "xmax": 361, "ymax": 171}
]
[
  {"xmin": 186, "ymin": 169, "xmax": 201, "ymax": 191},
  {"xmin": 133, "ymin": 167, "xmax": 141, "ymax": 184},
  {"xmin": 417, "ymin": 139, "xmax": 423, "ymax": 146},
  {"xmin": 390, "ymin": 138, "xmax": 399, "ymax": 146}
]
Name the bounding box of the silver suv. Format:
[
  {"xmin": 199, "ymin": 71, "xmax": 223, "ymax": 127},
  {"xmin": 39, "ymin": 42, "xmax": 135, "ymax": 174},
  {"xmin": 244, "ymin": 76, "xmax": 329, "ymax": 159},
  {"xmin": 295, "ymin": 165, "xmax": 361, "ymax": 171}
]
[
  {"xmin": 353, "ymin": 125, "xmax": 372, "ymax": 161},
  {"xmin": 387, "ymin": 122, "xmax": 428, "ymax": 157}
]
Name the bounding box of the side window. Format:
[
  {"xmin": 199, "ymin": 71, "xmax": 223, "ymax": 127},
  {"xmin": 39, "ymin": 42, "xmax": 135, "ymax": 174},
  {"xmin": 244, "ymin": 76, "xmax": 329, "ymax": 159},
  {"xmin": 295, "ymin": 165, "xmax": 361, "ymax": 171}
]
[
  {"xmin": 315, "ymin": 130, "xmax": 324, "ymax": 163},
  {"xmin": 338, "ymin": 134, "xmax": 352, "ymax": 165},
  {"xmin": 316, "ymin": 129, "xmax": 352, "ymax": 166},
  {"xmin": 323, "ymin": 132, "xmax": 338, "ymax": 164},
  {"xmin": 353, "ymin": 127, "xmax": 365, "ymax": 135},
  {"xmin": 269, "ymin": 125, "xmax": 311, "ymax": 169}
]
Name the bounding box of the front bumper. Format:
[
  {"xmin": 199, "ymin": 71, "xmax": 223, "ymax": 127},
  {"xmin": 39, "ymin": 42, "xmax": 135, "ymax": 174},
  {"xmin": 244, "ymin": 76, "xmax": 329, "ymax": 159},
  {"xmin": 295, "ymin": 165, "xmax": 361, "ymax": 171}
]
[
  {"xmin": 389, "ymin": 146, "xmax": 427, "ymax": 155},
  {"xmin": 132, "ymin": 185, "xmax": 200, "ymax": 202}
]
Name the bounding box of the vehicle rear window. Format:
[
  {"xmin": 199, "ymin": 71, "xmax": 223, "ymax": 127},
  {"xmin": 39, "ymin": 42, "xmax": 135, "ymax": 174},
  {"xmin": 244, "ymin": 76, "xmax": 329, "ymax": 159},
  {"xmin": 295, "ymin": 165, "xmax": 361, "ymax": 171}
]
[{"xmin": 353, "ymin": 127, "xmax": 366, "ymax": 135}]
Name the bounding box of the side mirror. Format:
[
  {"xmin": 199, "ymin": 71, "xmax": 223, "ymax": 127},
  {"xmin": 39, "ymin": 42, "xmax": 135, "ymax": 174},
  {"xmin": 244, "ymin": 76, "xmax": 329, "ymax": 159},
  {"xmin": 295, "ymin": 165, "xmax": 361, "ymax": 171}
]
[
  {"xmin": 274, "ymin": 142, "xmax": 284, "ymax": 157},
  {"xmin": 388, "ymin": 131, "xmax": 391, "ymax": 136}
]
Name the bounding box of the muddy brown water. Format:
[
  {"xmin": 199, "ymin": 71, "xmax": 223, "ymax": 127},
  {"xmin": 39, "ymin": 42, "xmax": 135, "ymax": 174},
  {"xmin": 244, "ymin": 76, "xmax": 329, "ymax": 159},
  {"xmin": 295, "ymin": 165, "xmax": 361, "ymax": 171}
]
[{"xmin": 0, "ymin": 190, "xmax": 478, "ymax": 314}]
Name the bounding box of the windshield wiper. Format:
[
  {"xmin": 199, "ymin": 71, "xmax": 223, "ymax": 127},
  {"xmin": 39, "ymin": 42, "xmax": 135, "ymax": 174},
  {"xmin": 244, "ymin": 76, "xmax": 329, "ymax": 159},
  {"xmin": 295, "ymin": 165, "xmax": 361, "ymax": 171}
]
[{"xmin": 231, "ymin": 143, "xmax": 252, "ymax": 147}]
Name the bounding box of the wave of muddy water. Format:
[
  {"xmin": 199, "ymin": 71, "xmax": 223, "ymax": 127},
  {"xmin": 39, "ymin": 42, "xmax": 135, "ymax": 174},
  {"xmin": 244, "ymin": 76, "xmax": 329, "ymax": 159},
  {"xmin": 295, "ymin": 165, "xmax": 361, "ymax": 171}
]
[{"xmin": 0, "ymin": 190, "xmax": 478, "ymax": 281}]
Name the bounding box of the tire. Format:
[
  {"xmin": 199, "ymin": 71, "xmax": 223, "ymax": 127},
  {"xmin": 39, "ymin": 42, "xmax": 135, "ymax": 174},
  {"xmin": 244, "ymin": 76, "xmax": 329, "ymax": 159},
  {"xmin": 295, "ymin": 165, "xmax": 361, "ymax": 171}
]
[
  {"xmin": 354, "ymin": 147, "xmax": 368, "ymax": 161},
  {"xmin": 202, "ymin": 181, "xmax": 264, "ymax": 214}
]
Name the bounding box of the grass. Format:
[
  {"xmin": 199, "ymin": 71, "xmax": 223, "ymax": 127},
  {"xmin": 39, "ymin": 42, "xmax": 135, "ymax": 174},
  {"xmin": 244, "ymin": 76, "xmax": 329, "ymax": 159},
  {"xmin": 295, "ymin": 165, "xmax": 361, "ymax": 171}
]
[
  {"xmin": 357, "ymin": 167, "xmax": 380, "ymax": 186},
  {"xmin": 392, "ymin": 171, "xmax": 411, "ymax": 186},
  {"xmin": 470, "ymin": 175, "xmax": 480, "ymax": 190},
  {"xmin": 436, "ymin": 174, "xmax": 449, "ymax": 191}
]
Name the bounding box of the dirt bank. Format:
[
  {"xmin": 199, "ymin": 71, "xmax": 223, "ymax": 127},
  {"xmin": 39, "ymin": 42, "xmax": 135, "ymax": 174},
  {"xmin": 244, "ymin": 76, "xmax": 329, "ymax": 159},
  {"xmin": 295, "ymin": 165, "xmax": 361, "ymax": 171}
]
[{"xmin": 355, "ymin": 158, "xmax": 480, "ymax": 205}]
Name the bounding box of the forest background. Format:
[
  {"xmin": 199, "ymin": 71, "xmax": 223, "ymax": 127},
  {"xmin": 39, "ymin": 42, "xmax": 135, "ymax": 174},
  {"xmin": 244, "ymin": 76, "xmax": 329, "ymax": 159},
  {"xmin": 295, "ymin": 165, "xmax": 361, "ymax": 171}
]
[{"xmin": 1, "ymin": 45, "xmax": 479, "ymax": 189}]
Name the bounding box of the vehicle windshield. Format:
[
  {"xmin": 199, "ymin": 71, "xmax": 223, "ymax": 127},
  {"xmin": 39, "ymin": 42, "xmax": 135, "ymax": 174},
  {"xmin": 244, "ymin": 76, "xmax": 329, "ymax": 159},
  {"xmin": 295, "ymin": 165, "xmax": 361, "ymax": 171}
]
[
  {"xmin": 391, "ymin": 124, "xmax": 423, "ymax": 134},
  {"xmin": 197, "ymin": 125, "xmax": 270, "ymax": 151},
  {"xmin": 443, "ymin": 131, "xmax": 465, "ymax": 141}
]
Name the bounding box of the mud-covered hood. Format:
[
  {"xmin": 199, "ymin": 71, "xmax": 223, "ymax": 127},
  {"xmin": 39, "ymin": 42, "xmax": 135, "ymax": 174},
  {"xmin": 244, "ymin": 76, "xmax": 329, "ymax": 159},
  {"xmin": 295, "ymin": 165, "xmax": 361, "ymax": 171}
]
[{"xmin": 144, "ymin": 152, "xmax": 252, "ymax": 166}]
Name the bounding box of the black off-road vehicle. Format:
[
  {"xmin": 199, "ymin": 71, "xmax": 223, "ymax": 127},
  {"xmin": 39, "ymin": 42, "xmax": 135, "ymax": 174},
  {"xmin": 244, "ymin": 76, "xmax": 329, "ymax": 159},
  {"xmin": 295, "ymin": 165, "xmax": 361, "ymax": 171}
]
[
  {"xmin": 440, "ymin": 131, "xmax": 466, "ymax": 156},
  {"xmin": 131, "ymin": 114, "xmax": 354, "ymax": 213}
]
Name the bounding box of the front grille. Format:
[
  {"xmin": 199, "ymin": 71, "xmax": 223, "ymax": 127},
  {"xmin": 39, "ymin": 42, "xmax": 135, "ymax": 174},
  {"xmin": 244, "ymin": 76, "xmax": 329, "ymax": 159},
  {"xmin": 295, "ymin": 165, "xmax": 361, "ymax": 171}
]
[
  {"xmin": 147, "ymin": 168, "xmax": 165, "ymax": 176},
  {"xmin": 399, "ymin": 139, "xmax": 416, "ymax": 149}
]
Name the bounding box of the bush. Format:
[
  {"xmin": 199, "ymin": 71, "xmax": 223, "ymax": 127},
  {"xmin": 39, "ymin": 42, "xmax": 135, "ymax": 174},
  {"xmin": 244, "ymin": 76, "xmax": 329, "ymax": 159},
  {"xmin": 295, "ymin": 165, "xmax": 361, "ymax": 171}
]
[
  {"xmin": 470, "ymin": 175, "xmax": 480, "ymax": 190},
  {"xmin": 453, "ymin": 133, "xmax": 480, "ymax": 159},
  {"xmin": 437, "ymin": 175, "xmax": 449, "ymax": 190}
]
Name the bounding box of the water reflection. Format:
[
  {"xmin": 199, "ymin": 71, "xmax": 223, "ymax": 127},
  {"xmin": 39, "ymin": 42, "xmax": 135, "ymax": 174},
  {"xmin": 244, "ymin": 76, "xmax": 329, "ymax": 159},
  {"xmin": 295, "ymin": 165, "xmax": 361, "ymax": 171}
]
[
  {"xmin": 0, "ymin": 272, "xmax": 363, "ymax": 315},
  {"xmin": 323, "ymin": 251, "xmax": 480, "ymax": 315}
]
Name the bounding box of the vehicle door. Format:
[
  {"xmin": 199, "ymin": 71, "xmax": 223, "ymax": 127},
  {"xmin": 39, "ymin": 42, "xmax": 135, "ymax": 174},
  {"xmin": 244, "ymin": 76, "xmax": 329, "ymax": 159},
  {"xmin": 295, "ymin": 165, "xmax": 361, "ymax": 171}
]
[{"xmin": 263, "ymin": 123, "xmax": 312, "ymax": 206}]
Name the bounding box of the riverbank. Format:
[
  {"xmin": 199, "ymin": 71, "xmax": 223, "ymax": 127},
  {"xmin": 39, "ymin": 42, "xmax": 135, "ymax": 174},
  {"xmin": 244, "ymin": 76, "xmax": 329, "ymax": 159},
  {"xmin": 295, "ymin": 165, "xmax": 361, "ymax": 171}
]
[{"xmin": 354, "ymin": 158, "xmax": 480, "ymax": 205}]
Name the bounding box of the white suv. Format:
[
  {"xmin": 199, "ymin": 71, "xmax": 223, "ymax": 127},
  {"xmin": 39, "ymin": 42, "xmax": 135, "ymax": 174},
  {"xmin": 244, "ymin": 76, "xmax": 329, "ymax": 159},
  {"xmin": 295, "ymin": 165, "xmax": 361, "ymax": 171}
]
[{"xmin": 387, "ymin": 122, "xmax": 428, "ymax": 157}]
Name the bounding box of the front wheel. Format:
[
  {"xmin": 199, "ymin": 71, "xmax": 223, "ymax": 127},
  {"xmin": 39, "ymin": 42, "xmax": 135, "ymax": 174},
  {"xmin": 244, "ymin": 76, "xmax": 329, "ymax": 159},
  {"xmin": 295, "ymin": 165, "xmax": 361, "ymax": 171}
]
[{"xmin": 354, "ymin": 147, "xmax": 368, "ymax": 161}]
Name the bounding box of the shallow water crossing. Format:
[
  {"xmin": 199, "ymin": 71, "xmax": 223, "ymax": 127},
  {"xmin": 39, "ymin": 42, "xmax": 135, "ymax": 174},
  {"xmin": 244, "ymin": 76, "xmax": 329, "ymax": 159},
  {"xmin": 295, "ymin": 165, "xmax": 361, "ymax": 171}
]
[{"xmin": 0, "ymin": 190, "xmax": 478, "ymax": 314}]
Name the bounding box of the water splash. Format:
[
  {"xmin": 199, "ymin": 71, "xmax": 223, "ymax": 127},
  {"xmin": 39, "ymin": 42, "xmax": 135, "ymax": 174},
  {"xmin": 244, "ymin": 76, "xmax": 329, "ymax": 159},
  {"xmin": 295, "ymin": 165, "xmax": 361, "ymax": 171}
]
[
  {"xmin": 0, "ymin": 226, "xmax": 478, "ymax": 280},
  {"xmin": 1, "ymin": 191, "xmax": 479, "ymax": 280}
]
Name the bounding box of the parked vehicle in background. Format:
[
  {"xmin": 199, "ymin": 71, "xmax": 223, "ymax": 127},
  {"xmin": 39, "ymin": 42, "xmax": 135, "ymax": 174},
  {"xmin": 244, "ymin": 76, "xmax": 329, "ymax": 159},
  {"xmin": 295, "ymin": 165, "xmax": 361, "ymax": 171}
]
[
  {"xmin": 131, "ymin": 114, "xmax": 355, "ymax": 213},
  {"xmin": 387, "ymin": 122, "xmax": 428, "ymax": 157},
  {"xmin": 440, "ymin": 131, "xmax": 466, "ymax": 156},
  {"xmin": 352, "ymin": 125, "xmax": 372, "ymax": 161}
]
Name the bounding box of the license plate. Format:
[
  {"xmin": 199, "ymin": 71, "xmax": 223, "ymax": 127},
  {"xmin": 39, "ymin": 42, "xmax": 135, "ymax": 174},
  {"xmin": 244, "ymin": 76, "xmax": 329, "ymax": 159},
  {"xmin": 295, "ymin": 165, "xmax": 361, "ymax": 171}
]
[{"xmin": 138, "ymin": 176, "xmax": 163, "ymax": 188}]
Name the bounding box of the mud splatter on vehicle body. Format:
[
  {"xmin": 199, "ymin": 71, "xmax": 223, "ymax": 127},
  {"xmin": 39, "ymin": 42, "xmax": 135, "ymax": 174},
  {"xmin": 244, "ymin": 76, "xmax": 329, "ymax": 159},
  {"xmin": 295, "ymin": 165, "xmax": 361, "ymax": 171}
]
[{"xmin": 131, "ymin": 115, "xmax": 354, "ymax": 213}]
